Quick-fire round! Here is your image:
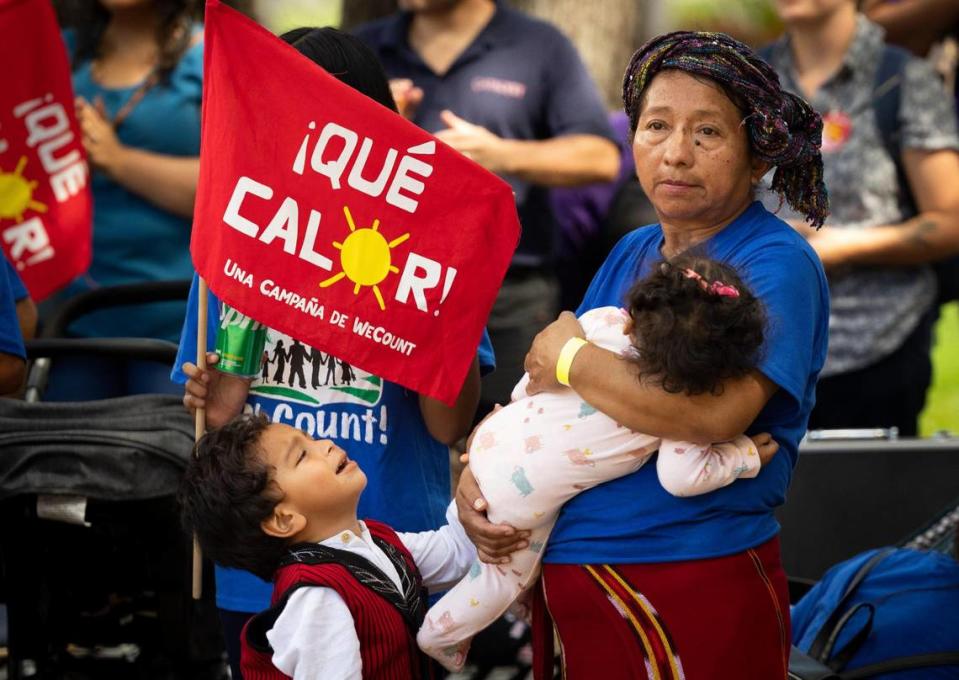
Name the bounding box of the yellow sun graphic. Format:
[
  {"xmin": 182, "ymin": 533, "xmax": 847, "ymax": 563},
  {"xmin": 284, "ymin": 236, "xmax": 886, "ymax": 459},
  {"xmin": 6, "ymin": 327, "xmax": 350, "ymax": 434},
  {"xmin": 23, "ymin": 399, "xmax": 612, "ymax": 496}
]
[
  {"xmin": 319, "ymin": 205, "xmax": 410, "ymax": 311},
  {"xmin": 0, "ymin": 156, "xmax": 48, "ymax": 222}
]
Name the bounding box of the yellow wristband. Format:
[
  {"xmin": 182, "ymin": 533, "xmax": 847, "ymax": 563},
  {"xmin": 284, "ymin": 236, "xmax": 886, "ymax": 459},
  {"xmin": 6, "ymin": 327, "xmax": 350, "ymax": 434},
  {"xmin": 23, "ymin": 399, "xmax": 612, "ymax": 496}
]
[{"xmin": 556, "ymin": 337, "xmax": 589, "ymax": 387}]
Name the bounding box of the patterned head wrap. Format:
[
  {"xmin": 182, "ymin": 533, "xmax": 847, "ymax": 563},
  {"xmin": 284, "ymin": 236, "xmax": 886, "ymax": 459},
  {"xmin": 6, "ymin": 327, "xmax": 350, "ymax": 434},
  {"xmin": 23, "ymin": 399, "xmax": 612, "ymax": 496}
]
[{"xmin": 623, "ymin": 31, "xmax": 829, "ymax": 228}]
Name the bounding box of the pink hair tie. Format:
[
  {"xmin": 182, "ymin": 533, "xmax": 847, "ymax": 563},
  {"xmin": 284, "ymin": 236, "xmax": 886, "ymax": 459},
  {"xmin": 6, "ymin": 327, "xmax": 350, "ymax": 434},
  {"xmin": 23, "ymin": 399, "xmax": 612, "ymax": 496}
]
[
  {"xmin": 682, "ymin": 268, "xmax": 707, "ymax": 288},
  {"xmin": 682, "ymin": 267, "xmax": 740, "ymax": 297},
  {"xmin": 709, "ymin": 281, "xmax": 740, "ymax": 298}
]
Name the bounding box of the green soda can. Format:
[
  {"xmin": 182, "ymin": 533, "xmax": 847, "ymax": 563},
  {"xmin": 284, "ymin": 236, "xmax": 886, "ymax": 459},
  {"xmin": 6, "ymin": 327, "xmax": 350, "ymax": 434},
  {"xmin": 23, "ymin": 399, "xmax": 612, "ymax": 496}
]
[{"xmin": 215, "ymin": 304, "xmax": 268, "ymax": 378}]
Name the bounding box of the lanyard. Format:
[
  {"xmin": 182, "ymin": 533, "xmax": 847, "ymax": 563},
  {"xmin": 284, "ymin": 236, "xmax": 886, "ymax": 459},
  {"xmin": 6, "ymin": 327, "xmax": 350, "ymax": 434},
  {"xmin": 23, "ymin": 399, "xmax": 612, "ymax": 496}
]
[{"xmin": 110, "ymin": 71, "xmax": 159, "ymax": 129}]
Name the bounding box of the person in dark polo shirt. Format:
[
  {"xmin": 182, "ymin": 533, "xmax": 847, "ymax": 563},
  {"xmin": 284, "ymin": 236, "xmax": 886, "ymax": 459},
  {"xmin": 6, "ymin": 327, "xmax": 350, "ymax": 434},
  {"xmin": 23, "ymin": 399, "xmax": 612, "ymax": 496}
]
[{"xmin": 354, "ymin": 0, "xmax": 619, "ymax": 416}]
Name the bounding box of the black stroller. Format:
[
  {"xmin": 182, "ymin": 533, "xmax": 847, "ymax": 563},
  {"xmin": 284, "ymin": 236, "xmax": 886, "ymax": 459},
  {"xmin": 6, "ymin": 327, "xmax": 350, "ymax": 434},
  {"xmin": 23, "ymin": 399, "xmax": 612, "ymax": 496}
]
[{"xmin": 0, "ymin": 282, "xmax": 225, "ymax": 679}]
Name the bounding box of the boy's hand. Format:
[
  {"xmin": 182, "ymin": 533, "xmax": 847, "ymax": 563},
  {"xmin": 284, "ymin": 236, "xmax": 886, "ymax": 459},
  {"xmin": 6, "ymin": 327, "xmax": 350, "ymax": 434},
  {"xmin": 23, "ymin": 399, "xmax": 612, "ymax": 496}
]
[
  {"xmin": 182, "ymin": 353, "xmax": 251, "ymax": 429},
  {"xmin": 455, "ymin": 467, "xmax": 529, "ymax": 564},
  {"xmin": 750, "ymin": 432, "xmax": 779, "ymax": 466}
]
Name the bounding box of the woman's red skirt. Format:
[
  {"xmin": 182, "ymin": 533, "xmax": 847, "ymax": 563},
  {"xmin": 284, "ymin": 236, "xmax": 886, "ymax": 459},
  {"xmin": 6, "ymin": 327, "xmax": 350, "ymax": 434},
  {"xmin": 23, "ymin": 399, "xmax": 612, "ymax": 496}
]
[{"xmin": 531, "ymin": 536, "xmax": 790, "ymax": 680}]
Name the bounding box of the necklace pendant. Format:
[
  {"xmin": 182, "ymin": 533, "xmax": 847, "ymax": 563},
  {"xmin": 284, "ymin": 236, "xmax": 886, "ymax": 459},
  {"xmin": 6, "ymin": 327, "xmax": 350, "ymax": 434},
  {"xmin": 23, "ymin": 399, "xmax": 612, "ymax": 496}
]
[{"xmin": 821, "ymin": 109, "xmax": 853, "ymax": 153}]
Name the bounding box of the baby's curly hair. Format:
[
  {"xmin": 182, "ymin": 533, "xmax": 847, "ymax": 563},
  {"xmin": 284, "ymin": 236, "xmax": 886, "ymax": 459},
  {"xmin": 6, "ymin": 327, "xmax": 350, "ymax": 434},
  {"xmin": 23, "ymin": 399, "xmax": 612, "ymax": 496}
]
[
  {"xmin": 626, "ymin": 255, "xmax": 765, "ymax": 396},
  {"xmin": 178, "ymin": 413, "xmax": 287, "ymax": 582}
]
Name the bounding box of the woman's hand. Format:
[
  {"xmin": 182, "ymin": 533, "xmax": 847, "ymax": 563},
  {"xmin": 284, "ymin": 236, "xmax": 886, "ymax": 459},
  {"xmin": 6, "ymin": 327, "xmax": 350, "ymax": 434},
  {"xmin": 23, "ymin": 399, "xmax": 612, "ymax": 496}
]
[
  {"xmin": 455, "ymin": 466, "xmax": 529, "ymax": 563},
  {"xmin": 181, "ymin": 353, "xmax": 251, "ymax": 429},
  {"xmin": 76, "ymin": 97, "xmax": 126, "ymax": 177},
  {"xmin": 524, "ymin": 311, "xmax": 585, "ymax": 395},
  {"xmin": 749, "ymin": 432, "xmax": 779, "ymax": 466}
]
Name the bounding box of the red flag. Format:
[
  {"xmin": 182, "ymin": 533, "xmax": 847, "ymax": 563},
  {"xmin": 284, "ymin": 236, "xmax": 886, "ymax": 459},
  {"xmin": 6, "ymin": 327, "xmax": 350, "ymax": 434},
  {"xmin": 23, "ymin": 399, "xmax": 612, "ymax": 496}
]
[
  {"xmin": 192, "ymin": 0, "xmax": 520, "ymax": 405},
  {"xmin": 0, "ymin": 0, "xmax": 92, "ymax": 301}
]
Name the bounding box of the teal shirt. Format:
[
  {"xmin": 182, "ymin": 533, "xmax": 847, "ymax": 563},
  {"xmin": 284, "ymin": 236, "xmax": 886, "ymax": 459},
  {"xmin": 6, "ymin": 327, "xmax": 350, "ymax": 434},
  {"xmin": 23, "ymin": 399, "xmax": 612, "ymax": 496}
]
[{"xmin": 59, "ymin": 30, "xmax": 202, "ymax": 340}]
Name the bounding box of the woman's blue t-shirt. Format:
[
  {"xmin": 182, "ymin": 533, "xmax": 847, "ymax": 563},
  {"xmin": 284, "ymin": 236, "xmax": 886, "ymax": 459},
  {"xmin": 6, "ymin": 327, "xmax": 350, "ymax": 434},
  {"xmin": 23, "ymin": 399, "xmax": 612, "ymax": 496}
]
[
  {"xmin": 545, "ymin": 201, "xmax": 830, "ymax": 564},
  {"xmin": 172, "ymin": 274, "xmax": 495, "ymax": 612},
  {"xmin": 59, "ymin": 30, "xmax": 202, "ymax": 341}
]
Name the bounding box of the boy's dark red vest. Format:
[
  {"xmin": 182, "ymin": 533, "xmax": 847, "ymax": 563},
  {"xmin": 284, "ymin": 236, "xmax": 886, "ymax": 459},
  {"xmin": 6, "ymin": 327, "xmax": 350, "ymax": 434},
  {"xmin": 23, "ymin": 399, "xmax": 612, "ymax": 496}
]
[{"xmin": 240, "ymin": 520, "xmax": 437, "ymax": 679}]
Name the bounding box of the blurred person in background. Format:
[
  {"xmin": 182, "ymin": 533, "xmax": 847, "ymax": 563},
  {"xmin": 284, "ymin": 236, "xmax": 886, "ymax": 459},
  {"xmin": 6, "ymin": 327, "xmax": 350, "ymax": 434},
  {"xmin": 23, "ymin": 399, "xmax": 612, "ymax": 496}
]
[
  {"xmin": 864, "ymin": 0, "xmax": 959, "ymax": 306},
  {"xmin": 1, "ymin": 257, "xmax": 32, "ymax": 394},
  {"xmin": 10, "ymin": 266, "xmax": 38, "ymax": 346},
  {"xmin": 45, "ymin": 0, "xmax": 201, "ymax": 398},
  {"xmin": 765, "ymin": 0, "xmax": 959, "ymax": 435},
  {"xmin": 551, "ymin": 110, "xmax": 658, "ymax": 311},
  {"xmin": 354, "ymin": 0, "xmax": 620, "ymax": 420}
]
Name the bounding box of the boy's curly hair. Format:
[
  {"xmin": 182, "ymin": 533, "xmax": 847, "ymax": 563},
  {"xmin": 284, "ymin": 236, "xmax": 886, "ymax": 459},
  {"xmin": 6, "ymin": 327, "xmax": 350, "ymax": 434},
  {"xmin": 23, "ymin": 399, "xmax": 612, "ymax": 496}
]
[
  {"xmin": 626, "ymin": 255, "xmax": 765, "ymax": 396},
  {"xmin": 178, "ymin": 414, "xmax": 286, "ymax": 581}
]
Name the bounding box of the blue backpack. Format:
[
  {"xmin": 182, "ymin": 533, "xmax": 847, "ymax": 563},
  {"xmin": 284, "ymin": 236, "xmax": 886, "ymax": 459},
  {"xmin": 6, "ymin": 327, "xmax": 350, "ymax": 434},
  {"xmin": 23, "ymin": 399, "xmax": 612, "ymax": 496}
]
[{"xmin": 789, "ymin": 548, "xmax": 959, "ymax": 679}]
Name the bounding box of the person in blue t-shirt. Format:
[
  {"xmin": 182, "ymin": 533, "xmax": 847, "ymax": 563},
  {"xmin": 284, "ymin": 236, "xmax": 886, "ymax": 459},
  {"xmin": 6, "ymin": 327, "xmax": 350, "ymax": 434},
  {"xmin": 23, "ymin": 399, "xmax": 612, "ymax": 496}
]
[
  {"xmin": 0, "ymin": 258, "xmax": 29, "ymax": 393},
  {"xmin": 456, "ymin": 32, "xmax": 831, "ymax": 679},
  {"xmin": 4, "ymin": 256, "xmax": 37, "ymax": 346},
  {"xmin": 172, "ymin": 27, "xmax": 495, "ymax": 679},
  {"xmin": 43, "ymin": 1, "xmax": 201, "ymax": 401},
  {"xmin": 57, "ymin": 0, "xmax": 201, "ymax": 343}
]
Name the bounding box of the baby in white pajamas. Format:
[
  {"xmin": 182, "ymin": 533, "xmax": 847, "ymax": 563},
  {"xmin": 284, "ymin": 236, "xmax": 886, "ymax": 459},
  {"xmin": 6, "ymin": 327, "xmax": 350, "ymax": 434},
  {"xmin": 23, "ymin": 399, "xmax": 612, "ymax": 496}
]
[{"xmin": 418, "ymin": 257, "xmax": 777, "ymax": 670}]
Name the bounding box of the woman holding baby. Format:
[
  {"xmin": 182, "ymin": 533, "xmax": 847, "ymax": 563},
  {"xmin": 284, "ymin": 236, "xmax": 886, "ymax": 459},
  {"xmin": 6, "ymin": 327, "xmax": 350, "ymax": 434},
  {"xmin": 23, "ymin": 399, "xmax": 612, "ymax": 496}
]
[{"xmin": 458, "ymin": 31, "xmax": 831, "ymax": 679}]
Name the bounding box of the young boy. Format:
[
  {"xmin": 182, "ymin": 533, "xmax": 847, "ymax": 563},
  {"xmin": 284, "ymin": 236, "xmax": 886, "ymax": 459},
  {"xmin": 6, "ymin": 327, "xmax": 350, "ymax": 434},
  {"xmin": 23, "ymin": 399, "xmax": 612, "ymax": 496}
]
[{"xmin": 179, "ymin": 415, "xmax": 475, "ymax": 679}]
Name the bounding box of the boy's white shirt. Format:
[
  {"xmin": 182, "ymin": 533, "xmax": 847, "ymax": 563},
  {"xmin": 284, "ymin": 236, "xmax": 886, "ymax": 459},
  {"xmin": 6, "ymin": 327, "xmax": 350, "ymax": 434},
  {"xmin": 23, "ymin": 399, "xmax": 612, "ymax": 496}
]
[{"xmin": 267, "ymin": 502, "xmax": 474, "ymax": 679}]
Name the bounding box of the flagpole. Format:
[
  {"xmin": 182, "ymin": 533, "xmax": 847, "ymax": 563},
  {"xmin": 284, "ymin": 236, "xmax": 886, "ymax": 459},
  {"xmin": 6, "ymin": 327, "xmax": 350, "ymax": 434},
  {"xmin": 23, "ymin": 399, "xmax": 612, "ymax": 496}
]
[{"xmin": 192, "ymin": 276, "xmax": 209, "ymax": 600}]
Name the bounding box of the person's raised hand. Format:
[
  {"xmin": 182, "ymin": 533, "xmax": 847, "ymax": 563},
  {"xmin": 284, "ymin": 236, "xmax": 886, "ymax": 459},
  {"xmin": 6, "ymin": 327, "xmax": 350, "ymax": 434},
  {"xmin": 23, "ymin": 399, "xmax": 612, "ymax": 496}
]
[
  {"xmin": 76, "ymin": 96, "xmax": 125, "ymax": 177},
  {"xmin": 455, "ymin": 466, "xmax": 529, "ymax": 563},
  {"xmin": 181, "ymin": 352, "xmax": 251, "ymax": 429},
  {"xmin": 434, "ymin": 109, "xmax": 508, "ymax": 173},
  {"xmin": 389, "ymin": 78, "xmax": 424, "ymax": 120},
  {"xmin": 749, "ymin": 432, "xmax": 780, "ymax": 466},
  {"xmin": 524, "ymin": 311, "xmax": 585, "ymax": 396}
]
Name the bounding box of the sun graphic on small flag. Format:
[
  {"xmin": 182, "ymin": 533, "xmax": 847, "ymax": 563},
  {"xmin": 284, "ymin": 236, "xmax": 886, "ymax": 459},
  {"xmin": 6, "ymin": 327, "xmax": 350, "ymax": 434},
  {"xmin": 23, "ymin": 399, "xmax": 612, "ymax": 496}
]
[
  {"xmin": 320, "ymin": 205, "xmax": 410, "ymax": 311},
  {"xmin": 0, "ymin": 156, "xmax": 47, "ymax": 222}
]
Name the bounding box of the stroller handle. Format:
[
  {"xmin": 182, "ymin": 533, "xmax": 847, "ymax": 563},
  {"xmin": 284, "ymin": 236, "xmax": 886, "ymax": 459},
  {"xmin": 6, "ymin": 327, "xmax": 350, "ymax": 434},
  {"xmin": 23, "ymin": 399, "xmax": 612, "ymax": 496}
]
[
  {"xmin": 26, "ymin": 338, "xmax": 178, "ymax": 364},
  {"xmin": 41, "ymin": 280, "xmax": 192, "ymax": 339}
]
